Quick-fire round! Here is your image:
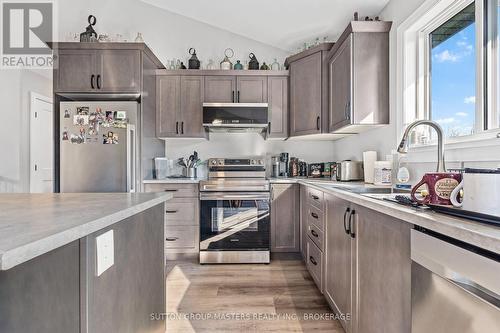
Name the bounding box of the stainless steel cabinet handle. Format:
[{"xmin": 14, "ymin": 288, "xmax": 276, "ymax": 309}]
[
  {"xmin": 237, "ymin": 90, "xmax": 240, "ymax": 103},
  {"xmin": 165, "ymin": 210, "xmax": 178, "ymax": 213},
  {"xmin": 343, "ymin": 207, "xmax": 351, "ymax": 235},
  {"xmin": 181, "ymin": 122, "xmax": 184, "ymax": 134},
  {"xmin": 316, "ymin": 116, "xmax": 320, "ymax": 130},
  {"xmin": 96, "ymin": 74, "xmax": 101, "ymax": 89},
  {"xmin": 165, "ymin": 237, "xmax": 179, "ymax": 241},
  {"xmin": 91, "ymin": 74, "xmax": 95, "ymax": 89},
  {"xmin": 268, "ymin": 122, "xmax": 271, "ymax": 133},
  {"xmin": 232, "ymin": 90, "xmax": 235, "ymax": 103},
  {"xmin": 311, "ymin": 212, "xmax": 319, "ymax": 219},
  {"xmin": 311, "ymin": 230, "xmax": 319, "ymax": 238},
  {"xmin": 175, "ymin": 122, "xmax": 179, "ymax": 134},
  {"xmin": 349, "ymin": 210, "xmax": 356, "ymax": 238},
  {"xmin": 345, "ymin": 100, "xmax": 351, "ymax": 120},
  {"xmin": 309, "ymin": 256, "xmax": 318, "ymax": 266},
  {"xmin": 163, "ymin": 189, "xmax": 178, "ymax": 192}
]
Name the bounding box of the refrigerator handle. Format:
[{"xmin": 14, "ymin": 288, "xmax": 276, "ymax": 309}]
[{"xmin": 126, "ymin": 124, "xmax": 137, "ymax": 193}]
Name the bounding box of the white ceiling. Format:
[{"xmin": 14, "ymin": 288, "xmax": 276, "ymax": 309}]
[{"xmin": 140, "ymin": 0, "xmax": 390, "ymax": 52}]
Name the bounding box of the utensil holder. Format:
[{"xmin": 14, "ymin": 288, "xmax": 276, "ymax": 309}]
[{"xmin": 186, "ymin": 167, "xmax": 197, "ymax": 179}]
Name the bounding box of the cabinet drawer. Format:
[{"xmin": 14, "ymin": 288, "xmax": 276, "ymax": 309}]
[
  {"xmin": 144, "ymin": 183, "xmax": 198, "ymax": 198},
  {"xmin": 307, "ymin": 220, "xmax": 324, "ymax": 251},
  {"xmin": 306, "ymin": 238, "xmax": 323, "ymax": 292},
  {"xmin": 307, "ymin": 187, "xmax": 325, "ymax": 210},
  {"xmin": 165, "ymin": 225, "xmax": 198, "ymax": 250},
  {"xmin": 307, "ymin": 204, "xmax": 324, "ymax": 231},
  {"xmin": 165, "ymin": 198, "xmax": 199, "ymax": 226}
]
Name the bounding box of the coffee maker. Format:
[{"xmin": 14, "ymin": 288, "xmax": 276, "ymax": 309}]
[{"xmin": 279, "ymin": 152, "xmax": 289, "ymax": 177}]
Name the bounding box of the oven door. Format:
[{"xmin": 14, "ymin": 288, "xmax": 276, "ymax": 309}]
[{"xmin": 199, "ymin": 192, "xmax": 270, "ymax": 251}]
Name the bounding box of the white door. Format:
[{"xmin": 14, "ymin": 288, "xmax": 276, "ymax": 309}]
[{"xmin": 30, "ymin": 93, "xmax": 53, "ymax": 193}]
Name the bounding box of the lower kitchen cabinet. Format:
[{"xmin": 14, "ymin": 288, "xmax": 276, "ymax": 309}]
[
  {"xmin": 325, "ymin": 194, "xmax": 352, "ymax": 332},
  {"xmin": 352, "ymin": 204, "xmax": 412, "ymax": 333},
  {"xmin": 144, "ymin": 183, "xmax": 200, "ymax": 259},
  {"xmin": 271, "ymin": 183, "xmax": 300, "ymax": 252},
  {"xmin": 306, "ymin": 237, "xmax": 323, "ymax": 291}
]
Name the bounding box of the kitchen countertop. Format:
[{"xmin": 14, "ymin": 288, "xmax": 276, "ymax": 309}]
[
  {"xmin": 298, "ymin": 180, "xmax": 500, "ymax": 255},
  {"xmin": 0, "ymin": 192, "xmax": 172, "ymax": 270}
]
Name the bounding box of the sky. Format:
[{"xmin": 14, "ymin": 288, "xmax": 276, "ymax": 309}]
[{"xmin": 431, "ymin": 22, "xmax": 476, "ymax": 138}]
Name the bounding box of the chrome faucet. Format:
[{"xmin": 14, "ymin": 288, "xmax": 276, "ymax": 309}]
[{"xmin": 397, "ymin": 120, "xmax": 446, "ymax": 173}]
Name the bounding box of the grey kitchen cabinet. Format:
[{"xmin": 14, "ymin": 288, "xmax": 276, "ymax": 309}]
[
  {"xmin": 324, "ymin": 194, "xmax": 353, "ymax": 333},
  {"xmin": 144, "ymin": 183, "xmax": 200, "ymax": 260},
  {"xmin": 55, "ymin": 49, "xmax": 97, "ymax": 93},
  {"xmin": 352, "ymin": 204, "xmax": 411, "ymax": 333},
  {"xmin": 156, "ymin": 75, "xmax": 206, "ymax": 138},
  {"xmin": 271, "ymin": 183, "xmax": 300, "ymax": 252},
  {"xmin": 267, "ymin": 76, "xmax": 288, "ymax": 139},
  {"xmin": 236, "ymin": 76, "xmax": 268, "ymax": 103},
  {"xmin": 204, "ymin": 76, "xmax": 236, "ymax": 103},
  {"xmin": 156, "ymin": 75, "xmax": 181, "ymax": 137},
  {"xmin": 285, "ymin": 43, "xmax": 333, "ymax": 137},
  {"xmin": 54, "ymin": 48, "xmax": 141, "ymax": 93},
  {"xmin": 98, "ymin": 49, "xmax": 141, "ymax": 92},
  {"xmin": 205, "ymin": 75, "xmax": 267, "ymax": 103},
  {"xmin": 327, "ymin": 21, "xmax": 391, "ymax": 134}
]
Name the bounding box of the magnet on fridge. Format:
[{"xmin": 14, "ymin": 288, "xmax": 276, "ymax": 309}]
[
  {"xmin": 74, "ymin": 115, "xmax": 89, "ymax": 126},
  {"xmin": 76, "ymin": 106, "xmax": 89, "ymax": 115},
  {"xmin": 103, "ymin": 131, "xmax": 118, "ymax": 144},
  {"xmin": 88, "ymin": 125, "xmax": 97, "ymax": 135},
  {"xmin": 105, "ymin": 111, "xmax": 114, "ymax": 121},
  {"xmin": 70, "ymin": 134, "xmax": 84, "ymax": 144},
  {"xmin": 62, "ymin": 130, "xmax": 69, "ymax": 140},
  {"xmin": 64, "ymin": 109, "xmax": 71, "ymax": 118},
  {"xmin": 115, "ymin": 111, "xmax": 126, "ymax": 120}
]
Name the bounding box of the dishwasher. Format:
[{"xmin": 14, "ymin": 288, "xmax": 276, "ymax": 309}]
[{"xmin": 411, "ymin": 228, "xmax": 500, "ymax": 333}]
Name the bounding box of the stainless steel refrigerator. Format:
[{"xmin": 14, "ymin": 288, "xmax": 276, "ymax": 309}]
[{"xmin": 59, "ymin": 101, "xmax": 139, "ymax": 193}]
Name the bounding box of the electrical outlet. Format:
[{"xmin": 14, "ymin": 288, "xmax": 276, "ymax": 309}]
[{"xmin": 96, "ymin": 230, "xmax": 114, "ymax": 276}]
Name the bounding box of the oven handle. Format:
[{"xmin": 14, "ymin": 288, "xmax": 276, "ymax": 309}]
[{"xmin": 200, "ymin": 193, "xmax": 270, "ymax": 201}]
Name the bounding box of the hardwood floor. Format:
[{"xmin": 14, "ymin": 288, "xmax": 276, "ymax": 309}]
[{"xmin": 166, "ymin": 257, "xmax": 345, "ymax": 333}]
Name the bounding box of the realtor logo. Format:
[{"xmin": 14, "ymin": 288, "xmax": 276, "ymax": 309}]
[{"xmin": 1, "ymin": 1, "xmax": 55, "ymax": 68}]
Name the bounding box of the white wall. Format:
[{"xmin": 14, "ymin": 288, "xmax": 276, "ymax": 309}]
[
  {"xmin": 0, "ymin": 70, "xmax": 52, "ymax": 192},
  {"xmin": 57, "ymin": 0, "xmax": 290, "ymax": 67}
]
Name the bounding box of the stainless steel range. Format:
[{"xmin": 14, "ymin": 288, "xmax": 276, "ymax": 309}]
[{"xmin": 199, "ymin": 157, "xmax": 270, "ymax": 264}]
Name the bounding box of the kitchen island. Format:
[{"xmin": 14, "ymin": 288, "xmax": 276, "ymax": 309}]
[{"xmin": 0, "ymin": 192, "xmax": 172, "ymax": 333}]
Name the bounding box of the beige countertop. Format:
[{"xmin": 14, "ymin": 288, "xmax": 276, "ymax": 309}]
[{"xmin": 0, "ymin": 192, "xmax": 172, "ymax": 270}]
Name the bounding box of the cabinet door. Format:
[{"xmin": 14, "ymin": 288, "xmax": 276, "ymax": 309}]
[
  {"xmin": 180, "ymin": 76, "xmax": 205, "ymax": 138},
  {"xmin": 98, "ymin": 50, "xmax": 141, "ymax": 92},
  {"xmin": 267, "ymin": 76, "xmax": 288, "ymax": 138},
  {"xmin": 289, "ymin": 52, "xmax": 323, "ymax": 136},
  {"xmin": 156, "ymin": 76, "xmax": 180, "ymax": 137},
  {"xmin": 271, "ymin": 183, "xmax": 300, "ymax": 252},
  {"xmin": 54, "ymin": 49, "xmax": 97, "ymax": 92},
  {"xmin": 300, "ymin": 185, "xmax": 308, "ymax": 260},
  {"xmin": 236, "ymin": 76, "xmax": 268, "ymax": 103},
  {"xmin": 204, "ymin": 76, "xmax": 236, "ymax": 102},
  {"xmin": 329, "ymin": 35, "xmax": 352, "ymax": 131},
  {"xmin": 353, "ymin": 205, "xmax": 411, "ymax": 333},
  {"xmin": 325, "ymin": 194, "xmax": 352, "ymax": 332}
]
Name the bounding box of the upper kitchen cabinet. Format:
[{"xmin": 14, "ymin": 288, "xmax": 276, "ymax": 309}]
[
  {"xmin": 51, "ymin": 42, "xmax": 164, "ymax": 94},
  {"xmin": 156, "ymin": 73, "xmax": 206, "ymax": 138},
  {"xmin": 285, "ymin": 43, "xmax": 334, "ymax": 137},
  {"xmin": 327, "ymin": 21, "xmax": 391, "ymax": 134},
  {"xmin": 204, "ymin": 74, "xmax": 268, "ymax": 103},
  {"xmin": 267, "ymin": 76, "xmax": 288, "ymax": 139},
  {"xmin": 204, "ymin": 76, "xmax": 236, "ymax": 103}
]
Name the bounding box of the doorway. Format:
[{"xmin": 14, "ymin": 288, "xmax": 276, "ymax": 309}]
[{"xmin": 30, "ymin": 92, "xmax": 53, "ymax": 193}]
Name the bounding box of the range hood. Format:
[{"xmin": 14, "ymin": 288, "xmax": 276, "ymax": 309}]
[{"xmin": 203, "ymin": 103, "xmax": 268, "ymax": 133}]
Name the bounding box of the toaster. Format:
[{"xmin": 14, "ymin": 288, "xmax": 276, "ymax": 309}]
[{"xmin": 334, "ymin": 161, "xmax": 364, "ymax": 181}]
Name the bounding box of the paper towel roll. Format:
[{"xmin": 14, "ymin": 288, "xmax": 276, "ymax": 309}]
[{"xmin": 363, "ymin": 151, "xmax": 377, "ymax": 183}]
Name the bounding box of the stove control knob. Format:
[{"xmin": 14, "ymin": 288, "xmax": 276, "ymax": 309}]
[
  {"xmin": 257, "ymin": 159, "xmax": 263, "ymax": 165},
  {"xmin": 218, "ymin": 159, "xmax": 224, "ymax": 166},
  {"xmin": 250, "ymin": 159, "xmax": 256, "ymax": 165},
  {"xmin": 210, "ymin": 159, "xmax": 217, "ymax": 166}
]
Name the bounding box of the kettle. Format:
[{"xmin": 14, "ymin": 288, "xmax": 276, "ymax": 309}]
[
  {"xmin": 188, "ymin": 48, "xmax": 200, "ymax": 69},
  {"xmin": 248, "ymin": 53, "xmax": 259, "ymax": 70}
]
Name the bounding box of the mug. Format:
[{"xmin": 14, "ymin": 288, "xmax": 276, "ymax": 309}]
[
  {"xmin": 411, "ymin": 172, "xmax": 462, "ymax": 205},
  {"xmin": 450, "ymin": 170, "xmax": 500, "ymax": 216}
]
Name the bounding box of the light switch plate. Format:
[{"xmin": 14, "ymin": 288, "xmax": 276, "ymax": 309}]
[{"xmin": 96, "ymin": 230, "xmax": 114, "ymax": 276}]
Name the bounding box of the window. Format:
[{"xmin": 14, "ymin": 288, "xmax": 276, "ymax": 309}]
[
  {"xmin": 430, "ymin": 3, "xmax": 476, "ymax": 138},
  {"xmin": 400, "ymin": 0, "xmax": 500, "ymax": 147}
]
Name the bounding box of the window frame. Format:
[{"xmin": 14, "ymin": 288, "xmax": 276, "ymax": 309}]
[{"xmin": 397, "ymin": 0, "xmax": 500, "ymax": 156}]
